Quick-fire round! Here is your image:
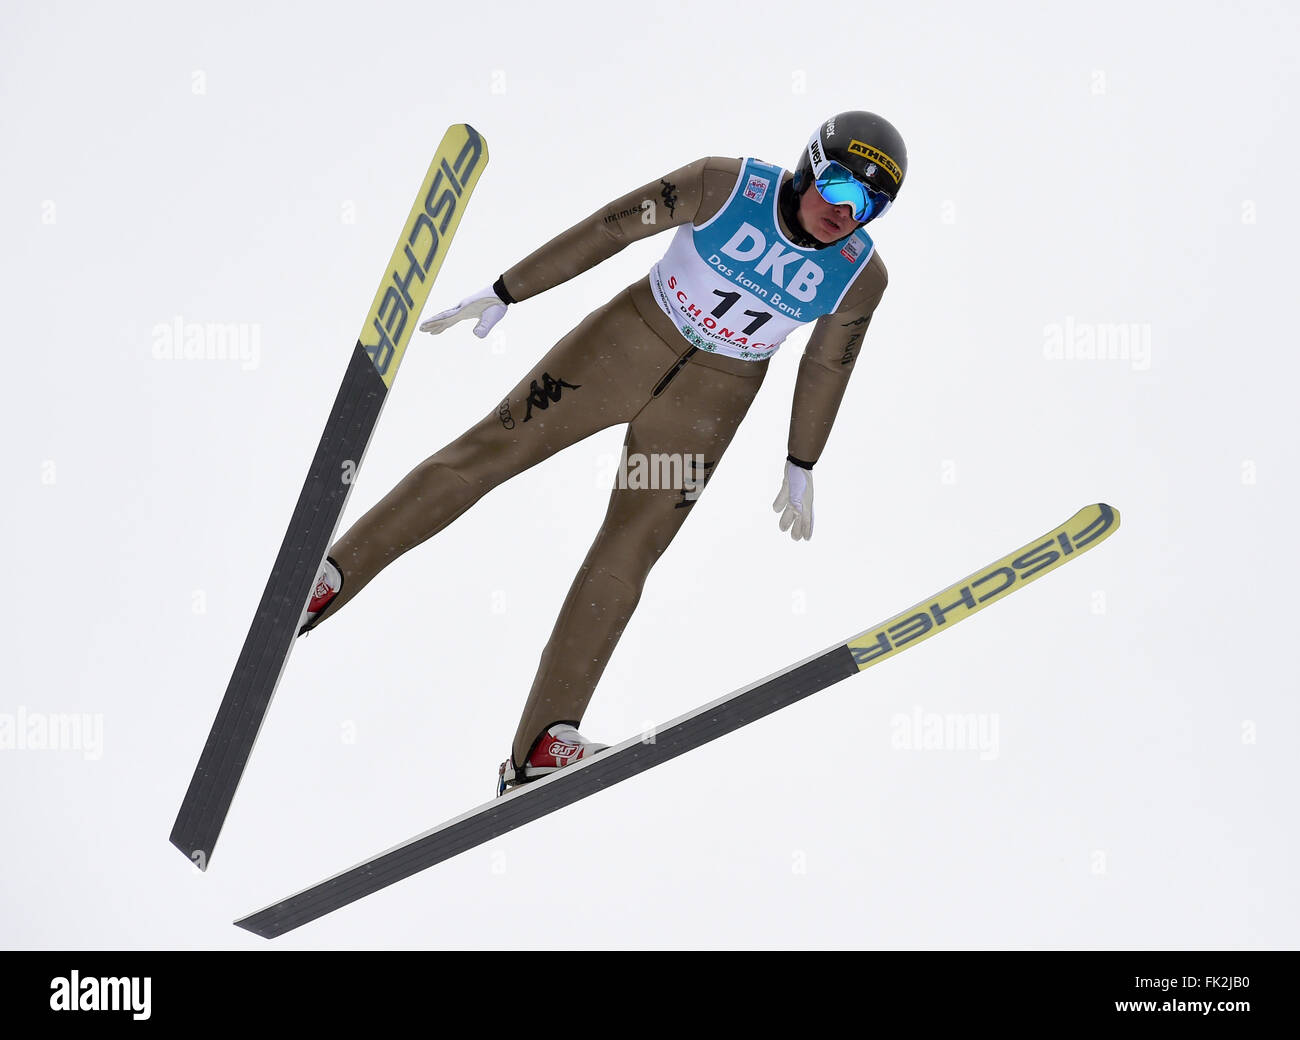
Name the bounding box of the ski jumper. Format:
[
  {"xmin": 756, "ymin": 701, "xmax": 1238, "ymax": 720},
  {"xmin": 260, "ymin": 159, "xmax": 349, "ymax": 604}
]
[{"xmin": 305, "ymin": 155, "xmax": 889, "ymax": 766}]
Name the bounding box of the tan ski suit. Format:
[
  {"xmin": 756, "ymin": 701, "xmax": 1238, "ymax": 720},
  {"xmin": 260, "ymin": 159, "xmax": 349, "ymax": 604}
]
[{"xmin": 306, "ymin": 156, "xmax": 888, "ymax": 766}]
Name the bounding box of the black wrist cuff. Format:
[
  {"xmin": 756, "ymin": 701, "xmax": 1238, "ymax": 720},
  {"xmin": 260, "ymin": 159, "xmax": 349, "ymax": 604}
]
[
  {"xmin": 492, "ymin": 275, "xmax": 516, "ymax": 305},
  {"xmin": 786, "ymin": 454, "xmax": 815, "ymax": 471}
]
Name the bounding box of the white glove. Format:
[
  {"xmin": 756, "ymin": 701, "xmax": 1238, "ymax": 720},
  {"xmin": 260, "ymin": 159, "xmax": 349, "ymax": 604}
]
[
  {"xmin": 419, "ymin": 285, "xmax": 507, "ymax": 338},
  {"xmin": 772, "ymin": 460, "xmax": 814, "ymax": 541}
]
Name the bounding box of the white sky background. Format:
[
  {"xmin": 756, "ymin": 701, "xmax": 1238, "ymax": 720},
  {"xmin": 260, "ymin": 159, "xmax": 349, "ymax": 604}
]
[{"xmin": 1, "ymin": 0, "xmax": 1296, "ymax": 949}]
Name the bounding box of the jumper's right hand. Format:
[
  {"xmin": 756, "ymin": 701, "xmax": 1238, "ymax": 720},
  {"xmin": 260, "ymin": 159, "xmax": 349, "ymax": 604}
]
[{"xmin": 419, "ymin": 285, "xmax": 507, "ymax": 338}]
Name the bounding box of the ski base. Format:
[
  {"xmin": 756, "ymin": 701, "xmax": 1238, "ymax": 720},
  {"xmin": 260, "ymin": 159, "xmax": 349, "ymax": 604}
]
[
  {"xmin": 171, "ymin": 344, "xmax": 385, "ymax": 868},
  {"xmin": 171, "ymin": 123, "xmax": 489, "ymax": 869},
  {"xmin": 236, "ymin": 502, "xmax": 1119, "ymax": 938}
]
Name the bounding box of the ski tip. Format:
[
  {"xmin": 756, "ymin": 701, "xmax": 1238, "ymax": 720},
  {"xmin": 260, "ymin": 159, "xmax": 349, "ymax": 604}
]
[
  {"xmin": 1061, "ymin": 503, "xmax": 1120, "ymax": 550},
  {"xmin": 1085, "ymin": 501, "xmax": 1121, "ymax": 535},
  {"xmin": 444, "ymin": 122, "xmax": 488, "ymax": 158},
  {"xmin": 1068, "ymin": 502, "xmax": 1120, "ymax": 527}
]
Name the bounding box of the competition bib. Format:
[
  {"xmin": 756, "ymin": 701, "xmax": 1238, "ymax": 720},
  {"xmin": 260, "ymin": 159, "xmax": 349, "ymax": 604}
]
[{"xmin": 648, "ymin": 157, "xmax": 874, "ymax": 361}]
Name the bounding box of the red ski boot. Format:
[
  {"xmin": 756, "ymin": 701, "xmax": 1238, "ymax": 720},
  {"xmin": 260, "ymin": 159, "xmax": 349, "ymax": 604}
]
[
  {"xmin": 298, "ymin": 557, "xmax": 343, "ymax": 635},
  {"xmin": 496, "ymin": 724, "xmax": 609, "ymax": 797}
]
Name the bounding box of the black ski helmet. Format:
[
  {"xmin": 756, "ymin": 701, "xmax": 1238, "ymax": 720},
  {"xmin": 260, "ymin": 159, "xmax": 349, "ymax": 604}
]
[{"xmin": 790, "ymin": 111, "xmax": 908, "ymax": 220}]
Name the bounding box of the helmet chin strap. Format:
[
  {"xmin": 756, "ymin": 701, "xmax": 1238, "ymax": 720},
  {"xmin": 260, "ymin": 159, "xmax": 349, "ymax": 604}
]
[{"xmin": 778, "ymin": 176, "xmax": 834, "ymax": 249}]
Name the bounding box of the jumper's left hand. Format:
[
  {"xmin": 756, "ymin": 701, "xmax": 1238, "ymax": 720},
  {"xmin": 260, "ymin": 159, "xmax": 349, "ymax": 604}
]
[{"xmin": 772, "ymin": 460, "xmax": 814, "ymax": 542}]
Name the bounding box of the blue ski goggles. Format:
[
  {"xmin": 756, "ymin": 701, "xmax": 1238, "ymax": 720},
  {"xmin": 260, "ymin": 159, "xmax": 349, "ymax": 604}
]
[{"xmin": 814, "ymin": 160, "xmax": 893, "ymax": 223}]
